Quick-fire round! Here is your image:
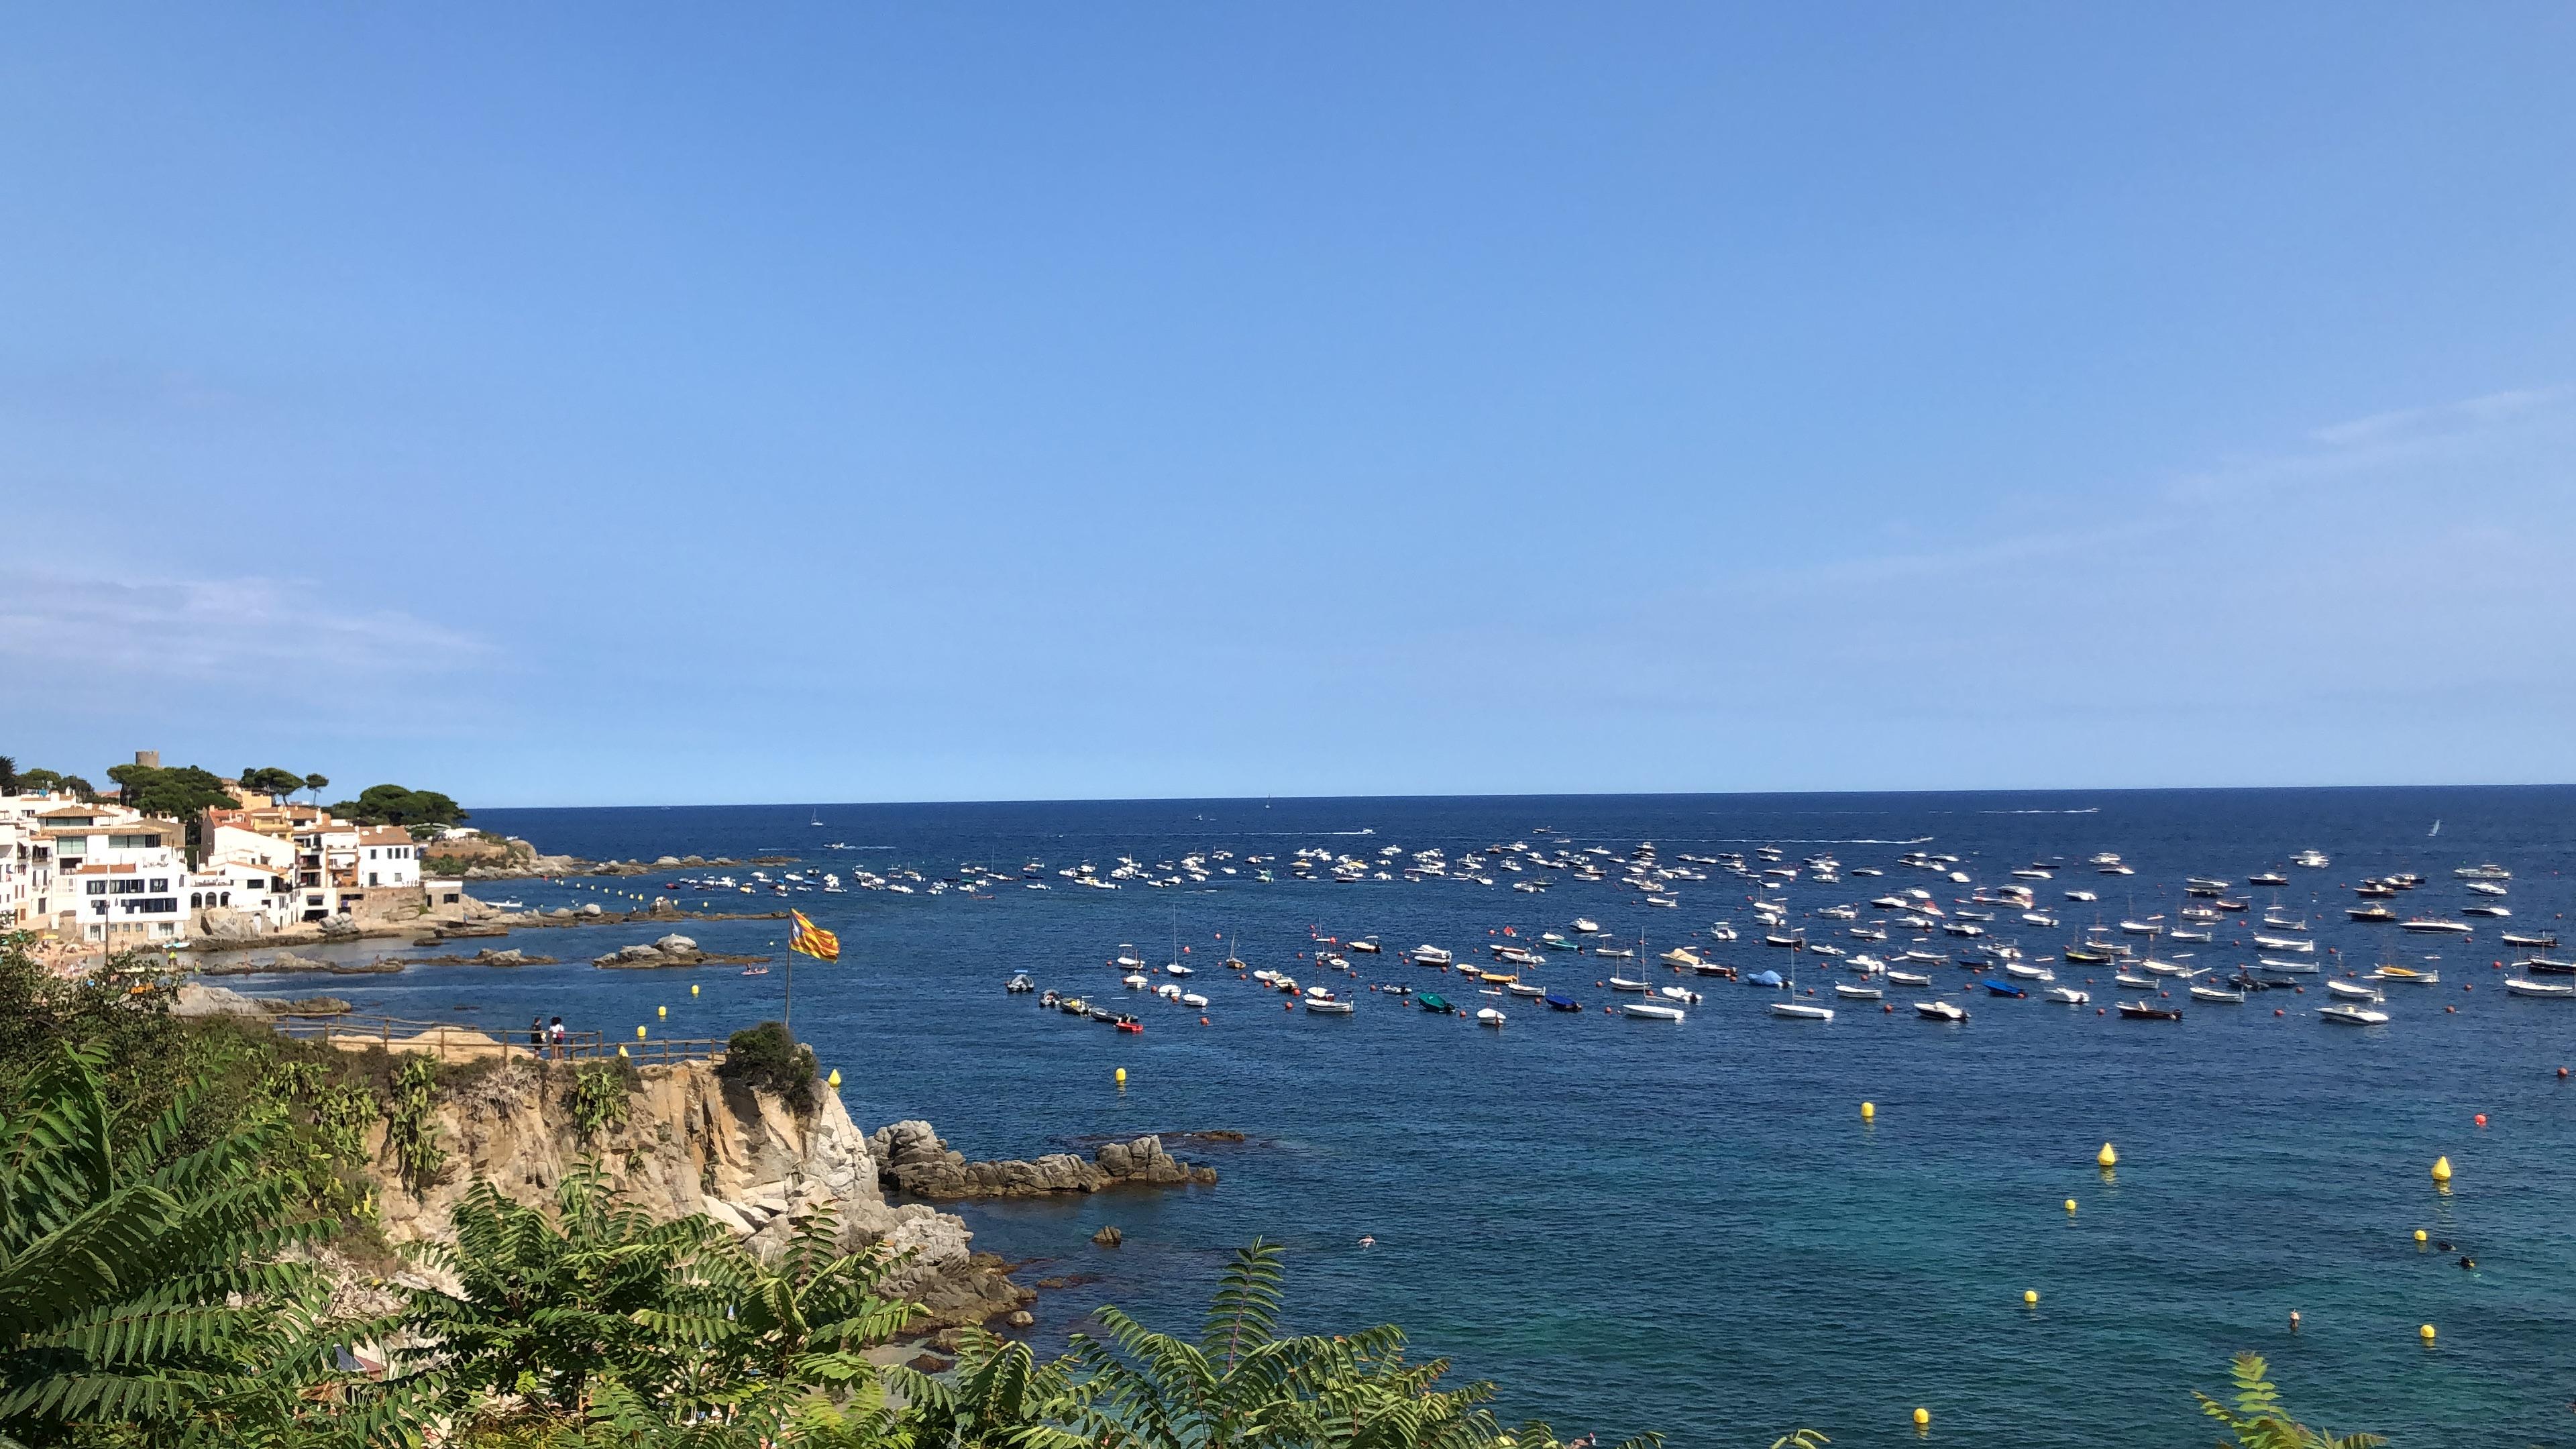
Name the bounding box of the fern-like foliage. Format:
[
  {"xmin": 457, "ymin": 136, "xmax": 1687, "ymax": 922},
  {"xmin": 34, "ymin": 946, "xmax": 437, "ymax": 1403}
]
[
  {"xmin": 0, "ymin": 1041, "xmax": 423, "ymax": 1448},
  {"xmin": 1051, "ymin": 1238, "xmax": 1509, "ymax": 1449},
  {"xmin": 2195, "ymin": 1353, "xmax": 2387, "ymax": 1449}
]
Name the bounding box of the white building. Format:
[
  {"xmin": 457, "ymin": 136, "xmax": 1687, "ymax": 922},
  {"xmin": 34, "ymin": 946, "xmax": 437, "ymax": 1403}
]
[
  {"xmin": 44, "ymin": 808, "xmax": 191, "ymax": 946},
  {"xmin": 357, "ymin": 825, "xmax": 421, "ymax": 890}
]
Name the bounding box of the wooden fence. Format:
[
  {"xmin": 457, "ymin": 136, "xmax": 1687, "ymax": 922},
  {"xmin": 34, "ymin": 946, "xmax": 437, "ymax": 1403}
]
[{"xmin": 266, "ymin": 1012, "xmax": 725, "ymax": 1065}]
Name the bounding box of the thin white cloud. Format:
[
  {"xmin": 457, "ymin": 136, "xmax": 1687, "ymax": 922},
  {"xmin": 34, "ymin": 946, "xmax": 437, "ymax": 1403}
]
[
  {"xmin": 0, "ymin": 569, "xmax": 484, "ymax": 682},
  {"xmin": 2175, "ymin": 382, "xmax": 2573, "ymax": 501}
]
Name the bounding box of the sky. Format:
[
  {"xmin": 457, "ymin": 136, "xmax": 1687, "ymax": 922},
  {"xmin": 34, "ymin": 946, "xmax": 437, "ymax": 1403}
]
[{"xmin": 3, "ymin": 6, "xmax": 2573, "ymax": 806}]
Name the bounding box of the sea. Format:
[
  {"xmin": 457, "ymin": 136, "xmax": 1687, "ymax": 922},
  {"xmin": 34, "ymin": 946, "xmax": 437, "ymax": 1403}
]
[{"xmin": 230, "ymin": 788, "xmax": 2576, "ymax": 1446}]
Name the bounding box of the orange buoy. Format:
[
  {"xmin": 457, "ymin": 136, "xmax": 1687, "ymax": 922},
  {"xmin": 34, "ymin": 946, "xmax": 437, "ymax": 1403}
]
[{"xmin": 2475, "ymin": 1114, "xmax": 2487, "ymax": 1128}]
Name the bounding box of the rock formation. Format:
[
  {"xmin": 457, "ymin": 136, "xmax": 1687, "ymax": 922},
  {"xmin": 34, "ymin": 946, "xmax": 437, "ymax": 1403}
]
[
  {"xmin": 867, "ymin": 1120, "xmax": 1219, "ymax": 1199},
  {"xmin": 367, "ymin": 1061, "xmax": 1030, "ymax": 1328}
]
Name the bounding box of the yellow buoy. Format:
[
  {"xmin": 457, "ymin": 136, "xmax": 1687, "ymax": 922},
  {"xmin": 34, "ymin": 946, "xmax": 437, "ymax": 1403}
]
[
  {"xmin": 2430, "ymin": 1155, "xmax": 2453, "ymax": 1184},
  {"xmin": 1861, "ymin": 1100, "xmax": 1875, "ymax": 1120},
  {"xmin": 1913, "ymin": 1407, "xmax": 1931, "ymax": 1428},
  {"xmin": 1115, "ymin": 1067, "xmax": 1128, "ymax": 1085},
  {"xmin": 657, "ymin": 1005, "xmax": 667, "ymax": 1019},
  {"xmin": 2064, "ymin": 1198, "xmax": 2078, "ymax": 1214},
  {"xmin": 690, "ymin": 983, "xmax": 700, "ymax": 996},
  {"xmin": 2414, "ymin": 1228, "xmax": 2428, "ymax": 1244},
  {"xmin": 2419, "ymin": 1322, "xmax": 2436, "ymax": 1342},
  {"xmin": 2096, "ymin": 1142, "xmax": 2118, "ymax": 1168},
  {"xmin": 636, "ymin": 1025, "xmax": 647, "ymax": 1039},
  {"xmin": 2023, "ymin": 1289, "xmax": 2039, "ymax": 1305},
  {"xmin": 827, "ymin": 1068, "xmax": 842, "ymax": 1089}
]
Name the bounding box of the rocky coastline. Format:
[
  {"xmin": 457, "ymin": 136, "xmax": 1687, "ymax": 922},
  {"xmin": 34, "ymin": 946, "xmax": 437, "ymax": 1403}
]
[{"xmin": 869, "ymin": 1120, "xmax": 1220, "ymax": 1199}]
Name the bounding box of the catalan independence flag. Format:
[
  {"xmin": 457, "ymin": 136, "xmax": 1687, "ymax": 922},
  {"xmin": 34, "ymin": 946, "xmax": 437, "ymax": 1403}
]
[{"xmin": 788, "ymin": 910, "xmax": 841, "ymax": 962}]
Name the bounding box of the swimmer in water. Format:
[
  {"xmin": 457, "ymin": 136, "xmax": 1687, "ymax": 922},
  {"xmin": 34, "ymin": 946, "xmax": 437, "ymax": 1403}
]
[{"xmin": 1358, "ymin": 1235, "xmax": 1375, "ymax": 1248}]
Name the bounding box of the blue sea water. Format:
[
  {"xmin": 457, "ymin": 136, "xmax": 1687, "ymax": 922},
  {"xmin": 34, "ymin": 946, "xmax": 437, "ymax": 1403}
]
[{"xmin": 259, "ymin": 789, "xmax": 2576, "ymax": 1446}]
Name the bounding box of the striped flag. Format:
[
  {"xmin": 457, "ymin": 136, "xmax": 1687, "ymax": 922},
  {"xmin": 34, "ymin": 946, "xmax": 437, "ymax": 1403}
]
[{"xmin": 788, "ymin": 910, "xmax": 841, "ymax": 962}]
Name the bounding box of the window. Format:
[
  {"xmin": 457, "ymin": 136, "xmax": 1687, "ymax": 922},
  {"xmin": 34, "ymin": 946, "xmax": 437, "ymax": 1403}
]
[
  {"xmin": 219, "ymin": 892, "xmax": 230, "ymax": 906},
  {"xmin": 86, "ymin": 880, "xmax": 106, "ymax": 896},
  {"xmin": 191, "ymin": 892, "xmax": 203, "ymax": 908},
  {"xmin": 368, "ymin": 872, "xmax": 380, "ymax": 887},
  {"xmin": 150, "ymin": 877, "xmax": 168, "ymax": 892},
  {"xmin": 111, "ymin": 879, "xmax": 146, "ymax": 895},
  {"xmin": 110, "ymin": 834, "xmax": 160, "ymax": 850}
]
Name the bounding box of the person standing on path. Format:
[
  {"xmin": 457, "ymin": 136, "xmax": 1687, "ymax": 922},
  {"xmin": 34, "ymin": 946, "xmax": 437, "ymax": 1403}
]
[{"xmin": 549, "ymin": 1016, "xmax": 567, "ymax": 1060}]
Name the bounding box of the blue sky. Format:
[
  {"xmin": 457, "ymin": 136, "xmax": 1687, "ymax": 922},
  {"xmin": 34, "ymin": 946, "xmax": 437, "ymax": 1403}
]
[{"xmin": 3, "ymin": 6, "xmax": 2572, "ymax": 806}]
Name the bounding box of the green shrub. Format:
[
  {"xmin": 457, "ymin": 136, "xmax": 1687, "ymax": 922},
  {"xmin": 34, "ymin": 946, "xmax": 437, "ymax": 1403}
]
[{"xmin": 716, "ymin": 1020, "xmax": 818, "ymax": 1112}]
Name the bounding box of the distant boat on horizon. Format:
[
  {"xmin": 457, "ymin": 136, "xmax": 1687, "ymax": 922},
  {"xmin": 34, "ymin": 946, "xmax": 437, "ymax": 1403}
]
[{"xmin": 2429, "ymin": 818, "xmax": 2441, "ymax": 837}]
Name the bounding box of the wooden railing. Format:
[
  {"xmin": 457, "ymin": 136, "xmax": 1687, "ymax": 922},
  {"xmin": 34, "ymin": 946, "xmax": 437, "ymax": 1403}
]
[{"xmin": 266, "ymin": 1013, "xmax": 725, "ymax": 1065}]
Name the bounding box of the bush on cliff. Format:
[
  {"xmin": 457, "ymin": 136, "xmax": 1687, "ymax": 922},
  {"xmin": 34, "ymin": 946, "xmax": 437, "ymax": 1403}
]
[{"xmin": 716, "ymin": 1020, "xmax": 818, "ymax": 1112}]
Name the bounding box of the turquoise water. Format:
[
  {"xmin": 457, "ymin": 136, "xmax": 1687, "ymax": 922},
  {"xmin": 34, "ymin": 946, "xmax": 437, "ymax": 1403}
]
[{"xmin": 274, "ymin": 790, "xmax": 2576, "ymax": 1444}]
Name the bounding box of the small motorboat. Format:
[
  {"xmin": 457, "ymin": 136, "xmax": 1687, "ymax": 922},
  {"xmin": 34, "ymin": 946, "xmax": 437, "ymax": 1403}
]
[
  {"xmin": 2251, "ymin": 935, "xmax": 2314, "ymax": 953},
  {"xmin": 1657, "ymin": 984, "xmax": 1701, "ymax": 1005},
  {"xmin": 1743, "ymin": 969, "xmax": 1785, "ymax": 989},
  {"xmin": 2043, "ymin": 986, "xmax": 2090, "ymax": 1005},
  {"xmin": 1166, "ymin": 963, "xmax": 1195, "ymax": 976},
  {"xmin": 1416, "ymin": 992, "xmax": 1456, "ymax": 1014},
  {"xmin": 1573, "ymin": 918, "xmax": 1603, "ymax": 934},
  {"xmin": 2114, "ymin": 972, "xmax": 2155, "ymax": 989},
  {"xmin": 2325, "ymin": 979, "xmax": 2383, "ymax": 1002},
  {"xmin": 1658, "ymin": 947, "xmax": 1705, "ymax": 969},
  {"xmin": 1833, "ymin": 981, "xmax": 1883, "ymax": 1000},
  {"xmin": 739, "ymin": 965, "xmax": 769, "ymax": 977},
  {"xmin": 1350, "ymin": 938, "xmax": 1381, "ymax": 954},
  {"xmin": 1540, "ymin": 932, "xmax": 1579, "ymax": 951},
  {"xmin": 2188, "ymin": 985, "xmax": 2245, "ymax": 1004},
  {"xmin": 1915, "ymin": 1000, "xmax": 1967, "ymax": 1022},
  {"xmin": 2001, "ymin": 963, "xmax": 2055, "ymax": 981},
  {"xmin": 1503, "ymin": 981, "xmax": 1546, "ymax": 998},
  {"xmin": 1155, "ymin": 982, "xmax": 1183, "ymax": 1000},
  {"xmin": 1114, "ymin": 1014, "xmax": 1144, "ymax": 1034},
  {"xmin": 1307, "ymin": 997, "xmax": 1356, "ymax": 1014},
  {"xmin": 2371, "ymin": 965, "xmax": 2440, "ymax": 985},
  {"xmin": 1769, "ymin": 1000, "xmax": 1834, "ymax": 1020},
  {"xmin": 1412, "ymin": 945, "xmax": 1454, "ymax": 965},
  {"xmin": 1181, "ymin": 992, "xmax": 1210, "ymax": 1008},
  {"xmin": 2500, "ymin": 931, "xmax": 2559, "ymax": 950},
  {"xmin": 1006, "ymin": 973, "xmax": 1036, "ymax": 994},
  {"xmin": 1886, "ymin": 969, "xmax": 1933, "ymax": 987},
  {"xmin": 1544, "ymin": 992, "xmax": 1584, "ymax": 1012},
  {"xmin": 2401, "ymin": 918, "xmax": 2473, "ymax": 936},
  {"xmin": 2318, "ymin": 1003, "xmax": 2390, "ymax": 1026},
  {"xmin": 1621, "ymin": 1001, "xmax": 1686, "ymax": 1021},
  {"xmin": 1593, "ymin": 945, "xmax": 1637, "ymax": 959},
  {"xmin": 1122, "ymin": 973, "xmax": 1150, "ymax": 989},
  {"xmin": 2522, "ymin": 957, "xmax": 2576, "ymax": 976},
  {"xmin": 1607, "ymin": 974, "xmax": 1650, "ymax": 993},
  {"xmin": 2505, "ymin": 978, "xmax": 2574, "ymax": 999},
  {"xmin": 1475, "ymin": 1007, "xmax": 1507, "ymax": 1026},
  {"xmin": 1984, "ymin": 980, "xmax": 2027, "ymax": 998},
  {"xmin": 2115, "ymin": 1000, "xmax": 2183, "ymax": 1020}
]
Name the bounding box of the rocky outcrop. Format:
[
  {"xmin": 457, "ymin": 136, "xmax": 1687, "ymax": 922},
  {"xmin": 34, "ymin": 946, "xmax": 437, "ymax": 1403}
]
[
  {"xmin": 201, "ymin": 952, "xmax": 402, "ymax": 977},
  {"xmin": 867, "ymin": 1120, "xmax": 1219, "ymax": 1200},
  {"xmin": 366, "ymin": 1061, "xmax": 1021, "ymax": 1325},
  {"xmin": 590, "ymin": 934, "xmax": 767, "ymax": 969}
]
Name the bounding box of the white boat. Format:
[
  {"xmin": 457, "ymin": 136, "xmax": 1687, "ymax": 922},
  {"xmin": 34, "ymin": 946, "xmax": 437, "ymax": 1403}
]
[
  {"xmin": 2258, "ymin": 957, "xmax": 2318, "ymax": 975},
  {"xmin": 2188, "ymin": 985, "xmax": 2245, "ymax": 1004},
  {"xmin": 1165, "ymin": 963, "xmax": 1194, "ymax": 976},
  {"xmin": 1503, "ymin": 981, "xmax": 1546, "ymax": 998},
  {"xmin": 2141, "ymin": 959, "xmax": 2195, "ymax": 977},
  {"xmin": 1659, "ymin": 947, "xmax": 1705, "ymax": 969},
  {"xmin": 1592, "ymin": 945, "xmax": 1635, "ymax": 959},
  {"xmin": 1770, "ymin": 1000, "xmax": 1835, "ymax": 1020},
  {"xmin": 2454, "ymin": 863, "xmax": 2512, "ymax": 881},
  {"xmin": 2114, "ymin": 973, "xmax": 2155, "ymax": 989},
  {"xmin": 1621, "ymin": 1001, "xmax": 1685, "ymax": 1021},
  {"xmin": 1155, "ymin": 982, "xmax": 1183, "ymax": 1000},
  {"xmin": 1607, "ymin": 975, "xmax": 1650, "ymax": 993},
  {"xmin": 2043, "ymin": 986, "xmax": 2090, "ymax": 1005},
  {"xmin": 1350, "ymin": 938, "xmax": 1381, "ymax": 954},
  {"xmin": 2325, "ymin": 980, "xmax": 2383, "ymax": 1002},
  {"xmin": 2505, "ymin": 978, "xmax": 2574, "ymax": 999},
  {"xmin": 2118, "ymin": 919, "xmax": 2161, "ymax": 936},
  {"xmin": 2401, "ymin": 918, "xmax": 2472, "ymax": 936},
  {"xmin": 1475, "ymin": 1006, "xmax": 1506, "ymax": 1026},
  {"xmin": 2063, "ymin": 890, "xmax": 2098, "ymax": 902},
  {"xmin": 1573, "ymin": 918, "xmax": 1603, "ymax": 934},
  {"xmin": 2251, "ymin": 934, "xmax": 2314, "ymax": 953},
  {"xmin": 1886, "ymin": 969, "xmax": 1933, "ymax": 987},
  {"xmin": 1122, "ymin": 973, "xmax": 1149, "ymax": 989},
  {"xmin": 2293, "ymin": 850, "xmax": 2331, "ymax": 869},
  {"xmin": 1657, "ymin": 985, "xmax": 1702, "ymax": 1005},
  {"xmin": 2465, "ymin": 881, "xmax": 2508, "ymax": 897},
  {"xmin": 1307, "ymin": 998, "xmax": 1355, "ymax": 1014},
  {"xmin": 2001, "ymin": 963, "xmax": 2055, "ymax": 981},
  {"xmin": 2318, "ymin": 1003, "xmax": 2389, "ymax": 1025},
  {"xmin": 2371, "ymin": 966, "xmax": 2440, "ymax": 985},
  {"xmin": 1915, "ymin": 1000, "xmax": 1967, "ymax": 1022},
  {"xmin": 1412, "ymin": 945, "xmax": 1454, "ymax": 965},
  {"xmin": 1833, "ymin": 981, "xmax": 1883, "ymax": 1000},
  {"xmin": 1181, "ymin": 992, "xmax": 1210, "ymax": 1008},
  {"xmin": 2022, "ymin": 912, "xmax": 2059, "ymax": 927}
]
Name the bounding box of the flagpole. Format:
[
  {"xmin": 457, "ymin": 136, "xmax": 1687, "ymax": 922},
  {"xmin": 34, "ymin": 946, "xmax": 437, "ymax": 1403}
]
[{"xmin": 785, "ymin": 950, "xmax": 794, "ymax": 1031}]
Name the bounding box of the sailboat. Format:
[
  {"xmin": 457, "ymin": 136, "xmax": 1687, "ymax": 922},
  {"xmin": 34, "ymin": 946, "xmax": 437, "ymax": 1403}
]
[
  {"xmin": 1770, "ymin": 928, "xmax": 1834, "ymax": 1020},
  {"xmin": 2429, "ymin": 818, "xmax": 2442, "ymax": 838},
  {"xmin": 810, "ymin": 807, "xmax": 824, "ymax": 826}
]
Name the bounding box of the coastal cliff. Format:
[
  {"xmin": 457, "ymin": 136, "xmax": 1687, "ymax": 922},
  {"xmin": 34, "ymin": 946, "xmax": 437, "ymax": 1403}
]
[{"xmin": 365, "ymin": 1059, "xmax": 1032, "ymax": 1328}]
